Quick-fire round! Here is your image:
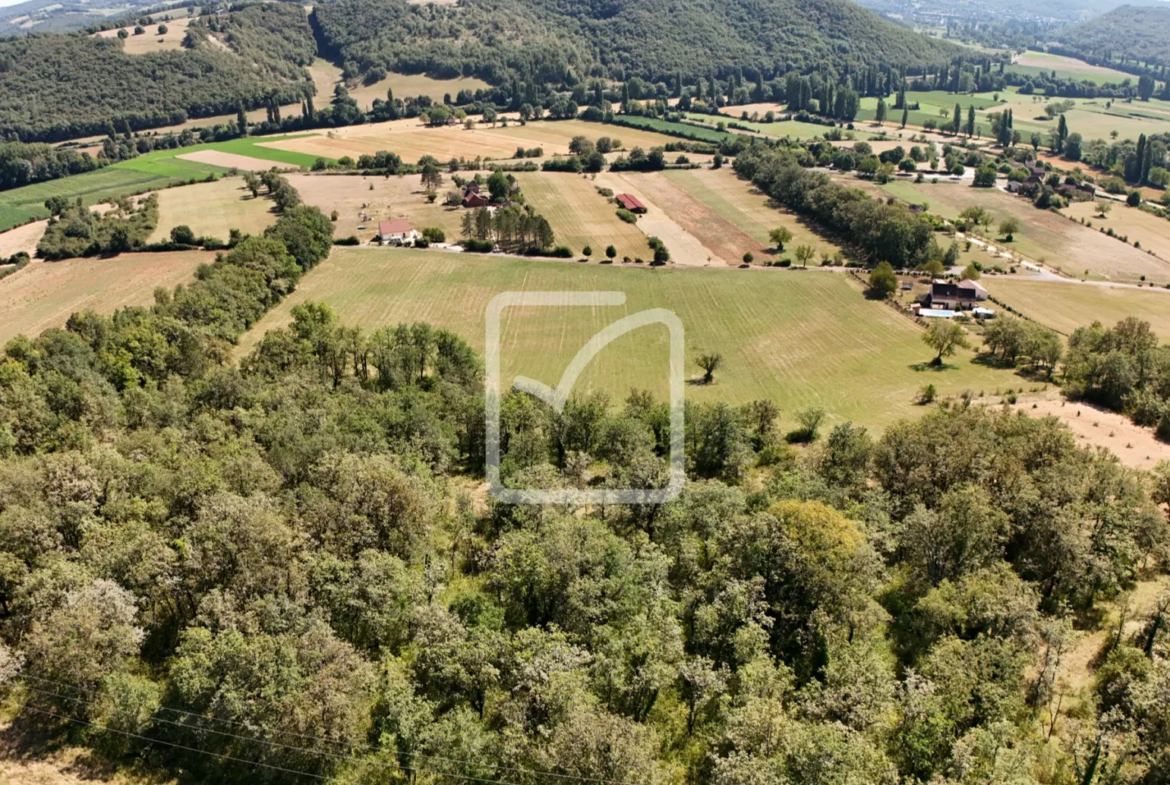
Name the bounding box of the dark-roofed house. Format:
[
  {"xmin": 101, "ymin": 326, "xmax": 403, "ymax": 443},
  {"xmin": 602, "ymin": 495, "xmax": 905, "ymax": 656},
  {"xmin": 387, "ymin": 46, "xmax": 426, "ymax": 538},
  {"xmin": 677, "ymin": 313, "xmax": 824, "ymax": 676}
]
[
  {"xmin": 615, "ymin": 194, "xmax": 647, "ymax": 213},
  {"xmin": 379, "ymin": 218, "xmax": 419, "ymax": 246},
  {"xmin": 461, "ymin": 182, "xmax": 489, "ymax": 208},
  {"xmin": 921, "ymin": 278, "xmax": 989, "ymax": 310}
]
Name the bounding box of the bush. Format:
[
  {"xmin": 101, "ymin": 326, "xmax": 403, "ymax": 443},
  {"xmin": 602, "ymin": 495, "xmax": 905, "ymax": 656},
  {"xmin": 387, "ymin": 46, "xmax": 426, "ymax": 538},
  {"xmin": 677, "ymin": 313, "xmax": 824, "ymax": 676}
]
[
  {"xmin": 616, "ymin": 209, "xmax": 638, "ymax": 224},
  {"xmin": 462, "ymin": 238, "xmax": 494, "ymax": 253},
  {"xmin": 551, "ymin": 246, "xmax": 573, "ymax": 258},
  {"xmin": 422, "ymin": 227, "xmax": 446, "ymax": 243},
  {"xmin": 333, "ymin": 235, "xmax": 361, "ymax": 246}
]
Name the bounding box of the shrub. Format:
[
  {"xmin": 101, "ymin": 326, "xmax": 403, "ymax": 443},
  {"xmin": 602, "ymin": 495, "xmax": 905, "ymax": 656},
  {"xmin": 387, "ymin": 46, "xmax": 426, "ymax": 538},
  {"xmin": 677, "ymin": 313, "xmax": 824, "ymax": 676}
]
[
  {"xmin": 463, "ymin": 238, "xmax": 494, "ymax": 253},
  {"xmin": 422, "ymin": 227, "xmax": 446, "ymax": 243},
  {"xmin": 333, "ymin": 235, "xmax": 361, "ymax": 246},
  {"xmin": 616, "ymin": 209, "xmax": 638, "ymax": 224}
]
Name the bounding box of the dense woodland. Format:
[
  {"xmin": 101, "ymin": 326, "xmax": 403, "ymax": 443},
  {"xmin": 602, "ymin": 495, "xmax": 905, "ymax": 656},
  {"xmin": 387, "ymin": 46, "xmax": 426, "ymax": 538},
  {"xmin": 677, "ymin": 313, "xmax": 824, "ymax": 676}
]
[
  {"xmin": 314, "ymin": 0, "xmax": 964, "ymax": 89},
  {"xmin": 0, "ymin": 4, "xmax": 315, "ymax": 143},
  {"xmin": 1054, "ymin": 5, "xmax": 1170, "ymax": 70},
  {"xmin": 2, "ymin": 230, "xmax": 1170, "ymax": 784}
]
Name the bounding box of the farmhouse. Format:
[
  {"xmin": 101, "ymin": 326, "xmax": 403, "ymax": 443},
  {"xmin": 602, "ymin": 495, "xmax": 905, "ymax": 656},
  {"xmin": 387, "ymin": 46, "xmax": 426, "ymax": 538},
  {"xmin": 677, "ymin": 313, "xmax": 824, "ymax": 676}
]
[
  {"xmin": 379, "ymin": 218, "xmax": 419, "ymax": 246},
  {"xmin": 615, "ymin": 194, "xmax": 647, "ymax": 213},
  {"xmin": 461, "ymin": 182, "xmax": 489, "ymax": 208},
  {"xmin": 921, "ymin": 278, "xmax": 989, "ymax": 310}
]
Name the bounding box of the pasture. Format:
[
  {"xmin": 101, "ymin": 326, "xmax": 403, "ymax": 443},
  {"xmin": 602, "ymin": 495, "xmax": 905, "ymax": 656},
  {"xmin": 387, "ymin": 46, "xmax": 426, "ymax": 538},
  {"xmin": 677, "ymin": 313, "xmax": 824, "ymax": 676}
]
[
  {"xmin": 258, "ymin": 119, "xmax": 689, "ymax": 165},
  {"xmin": 149, "ymin": 177, "xmax": 277, "ymax": 243},
  {"xmin": 238, "ymin": 248, "xmax": 1020, "ymax": 431},
  {"xmin": 0, "ymin": 251, "xmax": 214, "ymax": 345},
  {"xmin": 877, "ymin": 180, "xmax": 1170, "ymax": 283},
  {"xmin": 981, "ymin": 277, "xmax": 1170, "ymax": 339},
  {"xmin": 287, "ymin": 172, "xmax": 468, "ymax": 243}
]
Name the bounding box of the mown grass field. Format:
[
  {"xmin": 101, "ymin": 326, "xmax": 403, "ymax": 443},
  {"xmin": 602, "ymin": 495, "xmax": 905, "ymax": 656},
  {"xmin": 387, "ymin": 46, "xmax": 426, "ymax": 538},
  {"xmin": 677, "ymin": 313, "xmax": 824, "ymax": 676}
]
[
  {"xmin": 239, "ymin": 248, "xmax": 1021, "ymax": 431},
  {"xmin": 876, "ymin": 180, "xmax": 1170, "ymax": 283},
  {"xmin": 0, "ymin": 251, "xmax": 215, "ymax": 345},
  {"xmin": 695, "ymin": 114, "xmax": 881, "ymax": 141},
  {"xmin": 1007, "ymin": 51, "xmax": 1135, "ymax": 85},
  {"xmin": 512, "ymin": 173, "xmax": 649, "ymax": 258},
  {"xmin": 982, "ymin": 278, "xmax": 1170, "ymax": 339},
  {"xmin": 149, "ymin": 177, "xmax": 277, "ymax": 243},
  {"xmin": 857, "ymin": 91, "xmax": 1005, "ymax": 128}
]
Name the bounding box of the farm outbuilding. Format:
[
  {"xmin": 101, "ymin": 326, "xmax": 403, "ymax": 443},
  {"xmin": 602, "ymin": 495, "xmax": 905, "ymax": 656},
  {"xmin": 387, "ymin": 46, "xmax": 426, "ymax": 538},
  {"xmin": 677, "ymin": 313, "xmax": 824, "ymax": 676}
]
[{"xmin": 615, "ymin": 194, "xmax": 647, "ymax": 213}]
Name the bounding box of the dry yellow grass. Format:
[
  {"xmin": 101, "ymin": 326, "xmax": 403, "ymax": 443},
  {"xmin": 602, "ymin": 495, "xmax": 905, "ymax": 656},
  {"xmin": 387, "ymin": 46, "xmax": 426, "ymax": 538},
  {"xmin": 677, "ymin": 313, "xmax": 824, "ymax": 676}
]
[
  {"xmin": 0, "ymin": 252, "xmax": 213, "ymax": 345},
  {"xmin": 511, "ymin": 172, "xmax": 649, "ymax": 258},
  {"xmin": 982, "ymin": 277, "xmax": 1170, "ymax": 339},
  {"xmin": 149, "ymin": 178, "xmax": 277, "ymax": 244},
  {"xmin": 95, "ymin": 17, "xmax": 191, "ymax": 54},
  {"xmin": 174, "ymin": 150, "xmax": 284, "ymax": 171},
  {"xmin": 1062, "ymin": 201, "xmax": 1170, "ymax": 267},
  {"xmin": 0, "ymin": 220, "xmax": 47, "ymax": 259},
  {"xmin": 259, "ymin": 119, "xmax": 691, "ymax": 166},
  {"xmin": 287, "ymin": 172, "xmax": 468, "ymax": 243},
  {"xmin": 663, "ymin": 168, "xmax": 844, "ymax": 262}
]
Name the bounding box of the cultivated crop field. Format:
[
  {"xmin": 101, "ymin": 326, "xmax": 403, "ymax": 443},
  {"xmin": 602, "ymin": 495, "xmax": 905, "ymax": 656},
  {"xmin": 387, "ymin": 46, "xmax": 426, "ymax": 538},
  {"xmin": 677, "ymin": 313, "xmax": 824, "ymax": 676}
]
[
  {"xmin": 239, "ymin": 248, "xmax": 1020, "ymax": 431},
  {"xmin": 149, "ymin": 177, "xmax": 277, "ymax": 243},
  {"xmin": 288, "ymin": 172, "xmax": 469, "ymax": 243},
  {"xmin": 662, "ymin": 168, "xmax": 844, "ymax": 262},
  {"xmin": 259, "ymin": 119, "xmax": 690, "ymax": 165},
  {"xmin": 878, "ymin": 180, "xmax": 1170, "ymax": 282},
  {"xmin": 0, "ymin": 251, "xmax": 215, "ymax": 345},
  {"xmin": 982, "ymin": 277, "xmax": 1170, "ymax": 339}
]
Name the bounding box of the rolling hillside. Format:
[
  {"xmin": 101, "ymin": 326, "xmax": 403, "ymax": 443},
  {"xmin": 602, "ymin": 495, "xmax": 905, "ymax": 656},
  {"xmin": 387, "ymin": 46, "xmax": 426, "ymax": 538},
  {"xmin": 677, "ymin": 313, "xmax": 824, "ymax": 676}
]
[
  {"xmin": 315, "ymin": 0, "xmax": 965, "ymax": 86},
  {"xmin": 1055, "ymin": 4, "xmax": 1170, "ymax": 65}
]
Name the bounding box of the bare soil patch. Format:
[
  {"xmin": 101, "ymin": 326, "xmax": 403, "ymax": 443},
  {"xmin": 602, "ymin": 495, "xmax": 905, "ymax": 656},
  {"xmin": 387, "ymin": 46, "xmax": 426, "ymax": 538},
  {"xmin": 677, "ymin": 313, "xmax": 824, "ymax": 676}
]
[
  {"xmin": 593, "ymin": 172, "xmax": 725, "ymax": 265},
  {"xmin": 1010, "ymin": 396, "xmax": 1170, "ymax": 469},
  {"xmin": 0, "ymin": 219, "xmax": 48, "ymax": 259},
  {"xmin": 175, "ymin": 150, "xmax": 283, "ymax": 171}
]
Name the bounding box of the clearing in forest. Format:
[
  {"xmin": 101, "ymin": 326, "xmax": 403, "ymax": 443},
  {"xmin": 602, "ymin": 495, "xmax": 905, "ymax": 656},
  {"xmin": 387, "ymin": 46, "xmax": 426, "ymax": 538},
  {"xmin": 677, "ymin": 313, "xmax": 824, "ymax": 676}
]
[
  {"xmin": 95, "ymin": 17, "xmax": 192, "ymax": 55},
  {"xmin": 0, "ymin": 251, "xmax": 214, "ymax": 345},
  {"xmin": 239, "ymin": 248, "xmax": 1022, "ymax": 431}
]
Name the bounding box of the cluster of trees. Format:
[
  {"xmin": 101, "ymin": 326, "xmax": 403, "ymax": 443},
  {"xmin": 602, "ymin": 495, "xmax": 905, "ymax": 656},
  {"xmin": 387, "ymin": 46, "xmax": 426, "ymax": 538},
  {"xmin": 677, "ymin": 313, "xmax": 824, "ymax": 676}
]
[
  {"xmin": 2, "ymin": 276, "xmax": 1169, "ymax": 785},
  {"xmin": 980, "ymin": 315, "xmax": 1063, "ymax": 373},
  {"xmin": 0, "ymin": 5, "xmax": 315, "ymax": 142},
  {"xmin": 36, "ymin": 194, "xmax": 160, "ymax": 261},
  {"xmin": 460, "ymin": 204, "xmax": 556, "ymax": 253},
  {"xmin": 0, "ymin": 142, "xmax": 103, "ymax": 191},
  {"xmin": 1053, "ymin": 6, "xmax": 1170, "ymax": 72},
  {"xmin": 734, "ymin": 145, "xmax": 936, "ymax": 267},
  {"xmin": 1064, "ymin": 317, "xmax": 1170, "ymax": 440}
]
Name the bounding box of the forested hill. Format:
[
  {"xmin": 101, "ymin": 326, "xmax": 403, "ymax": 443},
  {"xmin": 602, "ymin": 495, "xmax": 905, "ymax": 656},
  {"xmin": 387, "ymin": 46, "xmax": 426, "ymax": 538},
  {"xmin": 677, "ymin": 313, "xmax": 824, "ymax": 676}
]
[
  {"xmin": 0, "ymin": 4, "xmax": 316, "ymax": 143},
  {"xmin": 315, "ymin": 0, "xmax": 964, "ymax": 87},
  {"xmin": 1054, "ymin": 4, "xmax": 1170, "ymax": 66}
]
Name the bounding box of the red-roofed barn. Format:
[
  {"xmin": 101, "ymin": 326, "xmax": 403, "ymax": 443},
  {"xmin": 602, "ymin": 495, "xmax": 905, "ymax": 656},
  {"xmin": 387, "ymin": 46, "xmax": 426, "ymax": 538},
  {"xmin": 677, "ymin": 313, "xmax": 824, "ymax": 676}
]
[{"xmin": 615, "ymin": 194, "xmax": 647, "ymax": 213}]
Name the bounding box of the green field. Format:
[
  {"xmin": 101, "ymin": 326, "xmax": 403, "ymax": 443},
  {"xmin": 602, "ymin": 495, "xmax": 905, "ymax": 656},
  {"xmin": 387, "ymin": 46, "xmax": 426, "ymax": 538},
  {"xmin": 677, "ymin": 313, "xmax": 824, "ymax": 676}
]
[
  {"xmin": 239, "ymin": 248, "xmax": 1021, "ymax": 431},
  {"xmin": 0, "ymin": 134, "xmax": 327, "ymax": 232},
  {"xmin": 857, "ymin": 91, "xmax": 1006, "ymax": 128},
  {"xmin": 610, "ymin": 115, "xmax": 739, "ymax": 144},
  {"xmin": 1005, "ymin": 51, "xmax": 1135, "ymax": 86},
  {"xmin": 696, "ymin": 115, "xmax": 881, "ymax": 141}
]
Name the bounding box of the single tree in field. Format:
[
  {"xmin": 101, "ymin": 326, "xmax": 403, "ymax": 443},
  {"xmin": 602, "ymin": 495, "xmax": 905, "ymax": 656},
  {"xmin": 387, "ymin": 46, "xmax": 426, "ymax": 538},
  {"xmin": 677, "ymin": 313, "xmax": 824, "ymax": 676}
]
[
  {"xmin": 923, "ymin": 321, "xmax": 970, "ymax": 366},
  {"xmin": 696, "ymin": 353, "xmax": 722, "ymax": 384},
  {"xmin": 901, "ymin": 106, "xmax": 908, "ymax": 129},
  {"xmin": 999, "ymin": 217, "xmax": 1020, "ymax": 242},
  {"xmin": 605, "ymin": 245, "xmax": 617, "ymax": 262},
  {"xmin": 875, "ymin": 98, "xmax": 887, "ymax": 125},
  {"xmin": 1097, "ymin": 201, "xmax": 1113, "ymax": 218},
  {"xmin": 421, "ymin": 164, "xmax": 443, "ymax": 191},
  {"xmin": 243, "ymin": 172, "xmax": 261, "ymax": 198},
  {"xmin": 868, "ymin": 261, "xmax": 897, "ymax": 298},
  {"xmin": 582, "ymin": 245, "xmax": 592, "ymax": 259},
  {"xmin": 795, "ymin": 406, "xmax": 825, "ymax": 441},
  {"xmin": 742, "ymin": 252, "xmax": 754, "ymax": 265},
  {"xmin": 157, "ymin": 23, "xmax": 168, "ymax": 34},
  {"xmin": 794, "ymin": 245, "xmax": 815, "ymax": 268},
  {"xmin": 769, "ymin": 227, "xmax": 792, "ymax": 251}
]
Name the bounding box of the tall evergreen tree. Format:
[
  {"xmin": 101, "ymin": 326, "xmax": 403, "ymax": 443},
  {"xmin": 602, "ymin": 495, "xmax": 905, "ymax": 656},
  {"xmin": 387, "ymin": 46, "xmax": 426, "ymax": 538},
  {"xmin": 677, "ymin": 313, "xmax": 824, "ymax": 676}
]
[{"xmin": 966, "ymin": 105, "xmax": 975, "ymax": 137}]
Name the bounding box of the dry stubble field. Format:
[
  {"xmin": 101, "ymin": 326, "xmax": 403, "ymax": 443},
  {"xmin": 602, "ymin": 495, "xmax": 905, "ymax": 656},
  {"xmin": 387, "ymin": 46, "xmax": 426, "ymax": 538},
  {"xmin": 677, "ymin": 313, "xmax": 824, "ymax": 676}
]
[
  {"xmin": 512, "ymin": 173, "xmax": 649, "ymax": 259},
  {"xmin": 981, "ymin": 277, "xmax": 1170, "ymax": 339},
  {"xmin": 0, "ymin": 252, "xmax": 214, "ymax": 345},
  {"xmin": 1061, "ymin": 201, "xmax": 1170, "ymax": 264},
  {"xmin": 258, "ymin": 119, "xmax": 692, "ymax": 165},
  {"xmin": 149, "ymin": 178, "xmax": 277, "ymax": 243},
  {"xmin": 238, "ymin": 248, "xmax": 1021, "ymax": 431}
]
